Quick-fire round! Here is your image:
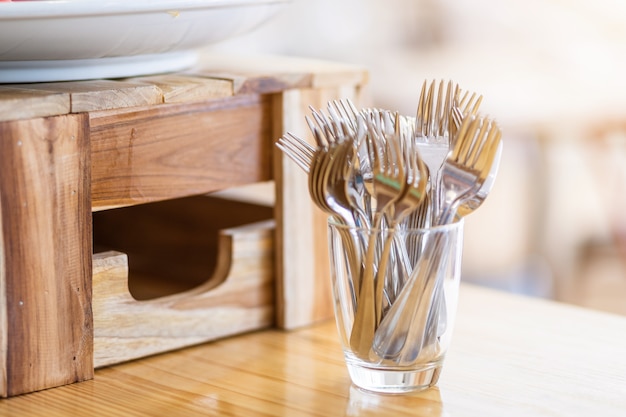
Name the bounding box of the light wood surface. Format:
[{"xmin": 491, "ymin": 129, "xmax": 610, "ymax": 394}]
[
  {"xmin": 89, "ymin": 94, "xmax": 273, "ymax": 211},
  {"xmin": 273, "ymin": 87, "xmax": 357, "ymax": 329},
  {"xmin": 91, "ymin": 197, "xmax": 275, "ymax": 367},
  {"xmin": 1, "ymin": 284, "xmax": 624, "ymax": 416},
  {"xmin": 0, "ymin": 86, "xmax": 69, "ymax": 122},
  {"xmin": 10, "ymin": 80, "xmax": 163, "ymax": 113}
]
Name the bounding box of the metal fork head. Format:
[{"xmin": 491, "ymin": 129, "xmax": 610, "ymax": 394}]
[
  {"xmin": 331, "ymin": 99, "xmax": 361, "ymax": 131},
  {"xmin": 276, "ymin": 132, "xmax": 315, "ymax": 173},
  {"xmin": 456, "ymin": 139, "xmax": 502, "ymax": 217},
  {"xmin": 416, "ymin": 79, "xmax": 457, "ymax": 140},
  {"xmin": 451, "ymin": 116, "xmax": 501, "ymax": 181},
  {"xmin": 392, "ymin": 114, "xmax": 428, "ymax": 221},
  {"xmin": 438, "ymin": 114, "xmax": 502, "ymax": 224},
  {"xmin": 456, "ymin": 89, "xmax": 483, "ymax": 118},
  {"xmin": 308, "ymin": 139, "xmax": 356, "ymax": 225},
  {"xmin": 307, "ymin": 105, "xmax": 354, "ymax": 147},
  {"xmin": 363, "ymin": 110, "xmax": 414, "ymax": 227},
  {"xmin": 450, "ymin": 88, "xmax": 483, "ymax": 140}
]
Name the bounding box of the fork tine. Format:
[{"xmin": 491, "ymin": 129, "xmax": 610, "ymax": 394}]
[
  {"xmin": 449, "ymin": 115, "xmax": 474, "ymax": 161},
  {"xmin": 276, "ymin": 141, "xmax": 306, "ymax": 172},
  {"xmin": 441, "ymin": 80, "xmax": 456, "ymax": 136},
  {"xmin": 415, "ymin": 80, "xmax": 427, "ymax": 136},
  {"xmin": 277, "ymin": 134, "xmax": 313, "ymax": 173},
  {"xmin": 451, "ymin": 106, "xmax": 463, "ymax": 128},
  {"xmin": 309, "ymin": 106, "xmax": 338, "ymax": 144},
  {"xmin": 364, "ymin": 112, "xmax": 382, "ymax": 171},
  {"xmin": 460, "ymin": 118, "xmax": 482, "ymax": 164},
  {"xmin": 465, "ymin": 118, "xmax": 490, "ymax": 166},
  {"xmin": 285, "ymin": 132, "xmax": 315, "ymax": 155},
  {"xmin": 327, "ymin": 101, "xmax": 352, "ymax": 137},
  {"xmin": 468, "ymin": 95, "xmax": 483, "ymax": 116},
  {"xmin": 474, "ymin": 121, "xmax": 502, "ymax": 178},
  {"xmin": 433, "ymin": 80, "xmax": 444, "ymax": 135},
  {"xmin": 342, "ymin": 98, "xmax": 360, "ymax": 121},
  {"xmin": 458, "ymin": 90, "xmax": 483, "ymax": 117},
  {"xmin": 305, "ymin": 115, "xmax": 327, "ymax": 148},
  {"xmin": 330, "ymin": 100, "xmax": 357, "ymax": 133},
  {"xmin": 425, "ymin": 80, "xmax": 436, "ymax": 136},
  {"xmin": 389, "ymin": 111, "xmax": 405, "ymax": 181},
  {"xmin": 455, "ymin": 89, "xmax": 469, "ymax": 108}
]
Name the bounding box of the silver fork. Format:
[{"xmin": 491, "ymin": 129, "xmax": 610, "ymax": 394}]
[
  {"xmin": 307, "ymin": 105, "xmax": 373, "ymax": 229},
  {"xmin": 414, "ymin": 80, "xmax": 456, "ymax": 225},
  {"xmin": 349, "ymin": 110, "xmax": 411, "ymax": 359},
  {"xmin": 371, "ymin": 114, "xmax": 502, "ymax": 365},
  {"xmin": 450, "ymin": 88, "xmax": 483, "ymax": 142},
  {"xmin": 370, "ymin": 112, "xmax": 428, "ymax": 325},
  {"xmin": 276, "ymin": 132, "xmax": 315, "ymax": 173},
  {"xmin": 436, "ymin": 115, "xmax": 502, "ymax": 224},
  {"xmin": 416, "ymin": 79, "xmax": 456, "ymax": 141}
]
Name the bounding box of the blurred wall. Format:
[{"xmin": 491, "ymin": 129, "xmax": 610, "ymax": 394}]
[{"xmin": 206, "ymin": 0, "xmax": 626, "ymax": 308}]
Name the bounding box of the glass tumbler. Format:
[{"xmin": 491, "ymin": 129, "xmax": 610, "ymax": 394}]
[{"xmin": 328, "ymin": 218, "xmax": 464, "ymax": 393}]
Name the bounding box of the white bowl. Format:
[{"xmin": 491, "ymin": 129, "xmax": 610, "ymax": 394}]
[{"xmin": 0, "ymin": 0, "xmax": 291, "ymax": 82}]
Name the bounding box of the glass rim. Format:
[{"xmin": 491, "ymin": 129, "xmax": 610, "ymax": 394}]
[{"xmin": 327, "ymin": 216, "xmax": 464, "ymax": 233}]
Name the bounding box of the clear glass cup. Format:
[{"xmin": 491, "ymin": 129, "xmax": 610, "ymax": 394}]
[{"xmin": 328, "ymin": 218, "xmax": 464, "ymax": 393}]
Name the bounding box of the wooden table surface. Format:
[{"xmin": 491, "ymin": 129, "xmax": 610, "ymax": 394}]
[{"xmin": 2, "ymin": 284, "xmax": 625, "ymax": 416}]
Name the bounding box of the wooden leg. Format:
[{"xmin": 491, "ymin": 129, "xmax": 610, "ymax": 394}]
[
  {"xmin": 0, "ymin": 114, "xmax": 93, "ymax": 397},
  {"xmin": 272, "ymin": 85, "xmax": 366, "ymax": 329}
]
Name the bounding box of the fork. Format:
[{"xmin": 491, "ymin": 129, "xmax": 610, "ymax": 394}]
[
  {"xmin": 413, "ymin": 80, "xmax": 456, "ymax": 225},
  {"xmin": 436, "ymin": 115, "xmax": 502, "ymax": 224},
  {"xmin": 349, "ymin": 110, "xmax": 413, "ymax": 359},
  {"xmin": 371, "ymin": 114, "xmax": 502, "ymax": 365},
  {"xmin": 416, "ymin": 79, "xmax": 456, "ymax": 141},
  {"xmin": 369, "ymin": 112, "xmax": 428, "ymax": 325},
  {"xmin": 450, "ymin": 88, "xmax": 483, "ymax": 140},
  {"xmin": 276, "ymin": 132, "xmax": 315, "ymax": 174},
  {"xmin": 421, "ymin": 115, "xmax": 502, "ymax": 356}
]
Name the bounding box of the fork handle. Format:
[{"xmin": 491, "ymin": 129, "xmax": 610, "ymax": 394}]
[
  {"xmin": 349, "ymin": 228, "xmax": 378, "ymax": 360},
  {"xmin": 370, "ymin": 233, "xmax": 448, "ymax": 364}
]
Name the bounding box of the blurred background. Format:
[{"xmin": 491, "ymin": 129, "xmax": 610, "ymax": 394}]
[{"xmin": 206, "ymin": 0, "xmax": 626, "ymax": 315}]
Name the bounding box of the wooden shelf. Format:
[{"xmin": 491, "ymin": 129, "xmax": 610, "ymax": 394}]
[{"xmin": 0, "ymin": 53, "xmax": 368, "ymax": 397}]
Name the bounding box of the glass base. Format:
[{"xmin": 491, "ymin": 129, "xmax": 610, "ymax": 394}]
[{"xmin": 346, "ymin": 362, "xmax": 443, "ymax": 394}]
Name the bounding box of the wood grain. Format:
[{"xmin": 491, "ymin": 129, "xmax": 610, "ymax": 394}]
[
  {"xmin": 92, "ymin": 196, "xmax": 274, "ymax": 300},
  {"xmin": 191, "ymin": 53, "xmax": 369, "ymax": 93},
  {"xmin": 90, "ymin": 94, "xmax": 273, "ymax": 210},
  {"xmin": 11, "ymin": 80, "xmax": 163, "ymax": 112},
  {"xmin": 0, "ymin": 114, "xmax": 93, "ymax": 397},
  {"xmin": 0, "ymin": 86, "xmax": 70, "ymax": 121},
  {"xmin": 92, "ymin": 216, "xmax": 275, "ymax": 367},
  {"xmin": 123, "ymin": 74, "xmax": 234, "ymax": 104},
  {"xmin": 273, "ymin": 85, "xmax": 368, "ymax": 329},
  {"xmin": 1, "ymin": 285, "xmax": 625, "ymax": 416}
]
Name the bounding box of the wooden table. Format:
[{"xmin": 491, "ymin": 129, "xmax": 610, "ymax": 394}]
[
  {"xmin": 0, "ymin": 54, "xmax": 368, "ymax": 397},
  {"xmin": 2, "ymin": 284, "xmax": 625, "ymax": 416}
]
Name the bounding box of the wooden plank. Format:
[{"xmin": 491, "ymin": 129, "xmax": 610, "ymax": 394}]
[
  {"xmin": 92, "ymin": 216, "xmax": 275, "ymax": 367},
  {"xmin": 122, "ymin": 74, "xmax": 234, "ymax": 104},
  {"xmin": 10, "ymin": 80, "xmax": 163, "ymax": 113},
  {"xmin": 0, "ymin": 114, "xmax": 93, "ymax": 397},
  {"xmin": 0, "ymin": 86, "xmax": 70, "ymax": 122},
  {"xmin": 90, "ymin": 94, "xmax": 273, "ymax": 211},
  {"xmin": 190, "ymin": 54, "xmax": 368, "ymax": 95},
  {"xmin": 92, "ymin": 196, "xmax": 274, "ymax": 300},
  {"xmin": 272, "ymin": 84, "xmax": 367, "ymax": 329}
]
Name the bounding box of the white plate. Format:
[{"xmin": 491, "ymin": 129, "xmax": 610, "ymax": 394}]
[{"xmin": 0, "ymin": 0, "xmax": 290, "ymax": 82}]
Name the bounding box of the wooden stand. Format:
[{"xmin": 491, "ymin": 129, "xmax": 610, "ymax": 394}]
[{"xmin": 0, "ymin": 54, "xmax": 368, "ymax": 396}]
